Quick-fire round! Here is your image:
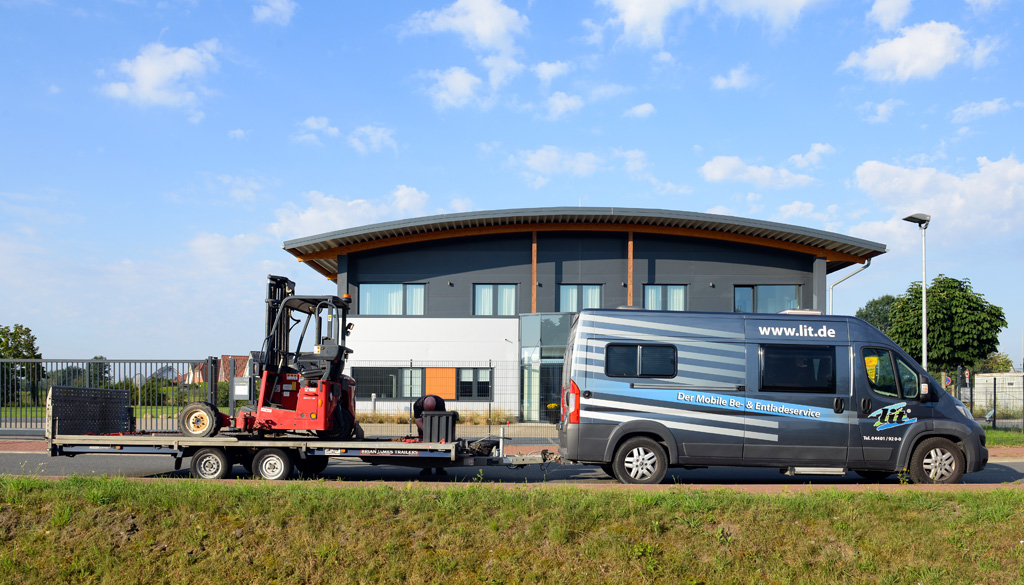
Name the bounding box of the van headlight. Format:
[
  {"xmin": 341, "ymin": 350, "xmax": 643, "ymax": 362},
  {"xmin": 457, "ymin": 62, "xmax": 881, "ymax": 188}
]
[{"xmin": 952, "ymin": 397, "xmax": 972, "ymax": 421}]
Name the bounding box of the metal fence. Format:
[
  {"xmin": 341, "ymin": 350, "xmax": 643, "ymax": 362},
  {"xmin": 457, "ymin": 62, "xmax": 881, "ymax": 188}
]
[
  {"xmin": 346, "ymin": 360, "xmax": 557, "ymax": 445},
  {"xmin": 954, "ymin": 375, "xmax": 1024, "ymax": 430},
  {"xmin": 1, "ymin": 358, "xmax": 220, "ymax": 433}
]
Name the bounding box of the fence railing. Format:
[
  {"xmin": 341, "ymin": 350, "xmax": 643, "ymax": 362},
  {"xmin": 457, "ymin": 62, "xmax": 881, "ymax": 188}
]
[
  {"xmin": 1, "ymin": 358, "xmax": 220, "ymax": 433},
  {"xmin": 953, "ymin": 375, "xmax": 1024, "ymax": 430}
]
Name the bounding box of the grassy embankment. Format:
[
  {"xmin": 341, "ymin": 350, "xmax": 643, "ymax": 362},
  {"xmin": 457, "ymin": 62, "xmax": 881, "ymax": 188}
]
[{"xmin": 1, "ymin": 475, "xmax": 1023, "ymax": 584}]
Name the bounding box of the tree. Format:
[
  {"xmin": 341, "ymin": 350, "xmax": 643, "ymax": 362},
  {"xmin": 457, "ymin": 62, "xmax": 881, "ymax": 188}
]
[
  {"xmin": 0, "ymin": 324, "xmax": 44, "ymax": 406},
  {"xmin": 855, "ymin": 294, "xmax": 896, "ymax": 334},
  {"xmin": 888, "ymin": 275, "xmax": 1007, "ymax": 374},
  {"xmin": 974, "ymin": 352, "xmax": 1014, "ymax": 374},
  {"xmin": 88, "ymin": 356, "xmax": 112, "ymax": 387}
]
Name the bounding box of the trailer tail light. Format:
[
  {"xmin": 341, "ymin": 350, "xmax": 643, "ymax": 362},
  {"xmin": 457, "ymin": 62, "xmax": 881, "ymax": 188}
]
[{"xmin": 565, "ymin": 379, "xmax": 580, "ymax": 425}]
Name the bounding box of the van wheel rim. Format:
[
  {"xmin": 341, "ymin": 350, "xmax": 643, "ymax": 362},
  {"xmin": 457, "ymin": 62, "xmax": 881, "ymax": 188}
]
[
  {"xmin": 624, "ymin": 447, "xmax": 658, "ymax": 480},
  {"xmin": 923, "ymin": 447, "xmax": 955, "ymax": 481},
  {"xmin": 197, "ymin": 456, "xmax": 222, "ymax": 477}
]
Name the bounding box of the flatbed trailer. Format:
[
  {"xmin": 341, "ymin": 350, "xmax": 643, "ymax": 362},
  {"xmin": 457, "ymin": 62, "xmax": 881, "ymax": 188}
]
[{"xmin": 45, "ymin": 387, "xmax": 555, "ymax": 480}]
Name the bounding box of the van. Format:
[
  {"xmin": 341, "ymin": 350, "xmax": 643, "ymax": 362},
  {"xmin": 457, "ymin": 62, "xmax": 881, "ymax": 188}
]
[{"xmin": 557, "ymin": 309, "xmax": 987, "ymax": 484}]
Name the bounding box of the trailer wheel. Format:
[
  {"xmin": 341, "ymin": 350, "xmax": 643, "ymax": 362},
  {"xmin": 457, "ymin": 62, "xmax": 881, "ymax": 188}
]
[
  {"xmin": 295, "ymin": 455, "xmax": 330, "ymax": 477},
  {"xmin": 612, "ymin": 437, "xmax": 667, "ymax": 485},
  {"xmin": 178, "ymin": 402, "xmax": 219, "ymax": 438},
  {"xmin": 254, "ymin": 448, "xmax": 294, "ymax": 480},
  {"xmin": 909, "ymin": 437, "xmax": 965, "ymax": 484},
  {"xmin": 190, "ymin": 447, "xmax": 230, "ymax": 480}
]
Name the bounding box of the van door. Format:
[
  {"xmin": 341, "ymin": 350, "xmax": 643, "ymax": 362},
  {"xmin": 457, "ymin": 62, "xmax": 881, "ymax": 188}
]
[
  {"xmin": 743, "ymin": 343, "xmax": 853, "ymax": 464},
  {"xmin": 852, "ymin": 346, "xmax": 932, "ymax": 470}
]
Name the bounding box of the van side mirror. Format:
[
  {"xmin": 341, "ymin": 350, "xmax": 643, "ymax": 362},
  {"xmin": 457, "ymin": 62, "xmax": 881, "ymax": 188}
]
[{"xmin": 919, "ymin": 375, "xmax": 937, "ymax": 402}]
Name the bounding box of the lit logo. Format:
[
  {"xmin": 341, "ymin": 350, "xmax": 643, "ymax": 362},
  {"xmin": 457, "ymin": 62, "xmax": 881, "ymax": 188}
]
[{"xmin": 869, "ymin": 402, "xmax": 917, "ymax": 431}]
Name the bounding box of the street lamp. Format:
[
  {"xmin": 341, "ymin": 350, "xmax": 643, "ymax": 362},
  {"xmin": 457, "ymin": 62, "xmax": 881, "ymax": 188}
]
[{"xmin": 903, "ymin": 213, "xmax": 931, "ymax": 371}]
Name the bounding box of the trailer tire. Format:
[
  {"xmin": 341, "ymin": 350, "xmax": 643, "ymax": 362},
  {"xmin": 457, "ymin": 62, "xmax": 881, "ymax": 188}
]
[
  {"xmin": 178, "ymin": 402, "xmax": 219, "ymax": 438},
  {"xmin": 190, "ymin": 447, "xmax": 230, "ymax": 480},
  {"xmin": 909, "ymin": 437, "xmax": 965, "ymax": 484},
  {"xmin": 612, "ymin": 437, "xmax": 667, "ymax": 485},
  {"xmin": 254, "ymin": 448, "xmax": 294, "ymax": 480},
  {"xmin": 295, "ymin": 455, "xmax": 330, "ymax": 477}
]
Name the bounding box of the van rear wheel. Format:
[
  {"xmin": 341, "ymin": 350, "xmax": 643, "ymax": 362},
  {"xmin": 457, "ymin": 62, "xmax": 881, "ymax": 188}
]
[
  {"xmin": 909, "ymin": 437, "xmax": 965, "ymax": 484},
  {"xmin": 612, "ymin": 437, "xmax": 667, "ymax": 485}
]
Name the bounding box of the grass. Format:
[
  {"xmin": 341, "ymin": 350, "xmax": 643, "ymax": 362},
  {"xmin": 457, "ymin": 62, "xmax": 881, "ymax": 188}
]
[
  {"xmin": 0, "ymin": 476, "xmax": 1023, "ymax": 584},
  {"xmin": 983, "ymin": 426, "xmax": 1024, "ymax": 447}
]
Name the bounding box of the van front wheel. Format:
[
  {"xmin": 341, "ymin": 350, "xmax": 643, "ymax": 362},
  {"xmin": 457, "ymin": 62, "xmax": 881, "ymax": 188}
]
[
  {"xmin": 613, "ymin": 437, "xmax": 667, "ymax": 485},
  {"xmin": 909, "ymin": 437, "xmax": 965, "ymax": 484}
]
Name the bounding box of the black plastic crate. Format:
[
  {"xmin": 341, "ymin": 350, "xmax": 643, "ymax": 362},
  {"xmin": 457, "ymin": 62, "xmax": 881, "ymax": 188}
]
[{"xmin": 422, "ymin": 411, "xmax": 457, "ymax": 443}]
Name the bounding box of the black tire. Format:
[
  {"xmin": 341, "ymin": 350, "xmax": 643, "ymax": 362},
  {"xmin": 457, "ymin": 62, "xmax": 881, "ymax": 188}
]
[
  {"xmin": 190, "ymin": 447, "xmax": 230, "ymax": 480},
  {"xmin": 178, "ymin": 402, "xmax": 219, "ymax": 438},
  {"xmin": 909, "ymin": 437, "xmax": 965, "ymax": 484},
  {"xmin": 295, "ymin": 455, "xmax": 330, "ymax": 477},
  {"xmin": 599, "ymin": 463, "xmax": 616, "ymax": 477},
  {"xmin": 854, "ymin": 469, "xmax": 893, "ymax": 482},
  {"xmin": 316, "ymin": 407, "xmax": 355, "ymax": 440},
  {"xmin": 612, "ymin": 437, "xmax": 668, "ymax": 485},
  {"xmin": 253, "ymin": 448, "xmax": 294, "ymax": 480}
]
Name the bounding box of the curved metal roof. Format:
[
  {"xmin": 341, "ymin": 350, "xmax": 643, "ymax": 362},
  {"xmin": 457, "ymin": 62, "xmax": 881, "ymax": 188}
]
[{"xmin": 283, "ymin": 207, "xmax": 887, "ymax": 280}]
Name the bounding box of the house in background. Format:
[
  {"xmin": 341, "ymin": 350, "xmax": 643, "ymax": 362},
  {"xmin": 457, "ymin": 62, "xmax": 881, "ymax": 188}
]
[{"xmin": 283, "ymin": 207, "xmax": 887, "ymax": 422}]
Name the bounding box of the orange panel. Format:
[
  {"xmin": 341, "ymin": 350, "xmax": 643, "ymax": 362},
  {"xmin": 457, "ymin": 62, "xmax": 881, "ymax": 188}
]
[{"xmin": 425, "ymin": 368, "xmax": 457, "ymax": 401}]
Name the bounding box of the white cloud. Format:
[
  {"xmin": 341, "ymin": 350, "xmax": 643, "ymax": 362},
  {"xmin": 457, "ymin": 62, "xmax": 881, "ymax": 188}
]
[
  {"xmin": 788, "ymin": 143, "xmax": 835, "ymax": 169},
  {"xmin": 405, "ymin": 0, "xmax": 528, "ymax": 90},
  {"xmin": 624, "ymin": 103, "xmax": 655, "ymax": 118},
  {"xmin": 589, "ymin": 83, "xmax": 632, "ymax": 101},
  {"xmin": 713, "ymin": 0, "xmax": 827, "ymax": 32},
  {"xmin": 533, "ymin": 61, "xmax": 572, "ymax": 85},
  {"xmin": 711, "ymin": 64, "xmax": 754, "ymax": 90},
  {"xmin": 598, "ymin": 0, "xmax": 693, "ymax": 48},
  {"xmin": 777, "ymin": 200, "xmax": 839, "ymax": 223},
  {"xmin": 269, "ymin": 185, "xmax": 432, "ymax": 239},
  {"xmin": 347, "ymin": 125, "xmax": 398, "ymax": 154},
  {"xmin": 450, "ymin": 197, "xmax": 474, "ymax": 212},
  {"xmin": 706, "ymin": 205, "xmax": 735, "ymax": 215},
  {"xmin": 851, "ymin": 155, "xmax": 1024, "ymax": 239},
  {"xmin": 653, "ymin": 51, "xmax": 674, "ymax": 64},
  {"xmin": 217, "ymin": 175, "xmax": 264, "ymax": 202},
  {"xmin": 100, "ymin": 39, "xmax": 220, "ymax": 121},
  {"xmin": 967, "ymin": 0, "xmax": 1005, "ymax": 12},
  {"xmin": 509, "ymin": 146, "xmax": 600, "ymax": 188},
  {"xmin": 252, "ymin": 0, "xmax": 297, "ymax": 25},
  {"xmin": 546, "ymin": 92, "xmax": 584, "ymax": 120},
  {"xmin": 614, "ymin": 148, "xmax": 692, "ymax": 194},
  {"xmin": 700, "ymin": 156, "xmax": 816, "ymax": 188},
  {"xmin": 47, "ymin": 84, "xmax": 61, "ymax": 94},
  {"xmin": 615, "ymin": 148, "xmax": 648, "ymax": 174},
  {"xmin": 292, "ymin": 116, "xmax": 339, "ymax": 145},
  {"xmin": 867, "ymin": 0, "xmax": 911, "ymax": 31},
  {"xmin": 425, "ymin": 67, "xmax": 482, "ymax": 110},
  {"xmin": 858, "ymin": 98, "xmax": 904, "ymax": 123},
  {"xmin": 951, "ymin": 98, "xmax": 1009, "ymax": 124},
  {"xmin": 227, "ymin": 129, "xmax": 248, "ymax": 140},
  {"xmin": 840, "ymin": 21, "xmax": 992, "ymax": 82}
]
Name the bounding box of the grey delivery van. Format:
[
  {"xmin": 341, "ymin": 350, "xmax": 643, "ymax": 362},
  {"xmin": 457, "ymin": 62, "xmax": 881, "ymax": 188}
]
[{"xmin": 557, "ymin": 309, "xmax": 987, "ymax": 484}]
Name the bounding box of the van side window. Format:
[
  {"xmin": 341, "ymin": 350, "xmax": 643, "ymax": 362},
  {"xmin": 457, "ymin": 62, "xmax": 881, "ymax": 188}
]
[
  {"xmin": 605, "ymin": 344, "xmax": 677, "ymax": 378},
  {"xmin": 759, "ymin": 344, "xmax": 835, "ymax": 393},
  {"xmin": 862, "ymin": 348, "xmax": 899, "ymax": 397},
  {"xmin": 896, "ymin": 356, "xmax": 920, "ymax": 399}
]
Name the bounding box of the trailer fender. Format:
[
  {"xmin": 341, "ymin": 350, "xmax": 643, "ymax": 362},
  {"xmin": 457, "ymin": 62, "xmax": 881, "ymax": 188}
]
[{"xmin": 602, "ymin": 420, "xmax": 679, "ymax": 464}]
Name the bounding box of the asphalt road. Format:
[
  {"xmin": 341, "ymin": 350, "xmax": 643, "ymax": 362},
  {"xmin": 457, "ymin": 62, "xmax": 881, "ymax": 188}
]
[{"xmin": 2, "ymin": 450, "xmax": 1023, "ymax": 486}]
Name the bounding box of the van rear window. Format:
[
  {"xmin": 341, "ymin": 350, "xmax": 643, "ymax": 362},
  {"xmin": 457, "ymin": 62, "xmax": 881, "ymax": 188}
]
[
  {"xmin": 605, "ymin": 344, "xmax": 677, "ymax": 378},
  {"xmin": 759, "ymin": 344, "xmax": 836, "ymax": 393}
]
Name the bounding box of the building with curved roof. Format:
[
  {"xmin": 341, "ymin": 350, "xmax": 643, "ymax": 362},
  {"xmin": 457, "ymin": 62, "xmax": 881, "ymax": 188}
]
[{"xmin": 283, "ymin": 207, "xmax": 886, "ymax": 422}]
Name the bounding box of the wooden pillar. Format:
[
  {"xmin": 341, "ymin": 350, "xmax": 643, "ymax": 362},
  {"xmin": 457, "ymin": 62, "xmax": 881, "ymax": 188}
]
[
  {"xmin": 627, "ymin": 231, "xmax": 634, "ymax": 306},
  {"xmin": 531, "ymin": 231, "xmax": 538, "ymax": 313}
]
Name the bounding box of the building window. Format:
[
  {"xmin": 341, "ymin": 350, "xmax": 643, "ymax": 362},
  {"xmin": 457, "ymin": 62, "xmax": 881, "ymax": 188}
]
[
  {"xmin": 350, "ymin": 367, "xmax": 424, "ymax": 400},
  {"xmin": 457, "ymin": 368, "xmax": 491, "ymax": 400},
  {"xmin": 359, "ymin": 283, "xmax": 425, "ymax": 315},
  {"xmin": 759, "ymin": 345, "xmax": 835, "ymax": 394},
  {"xmin": 559, "ymin": 284, "xmax": 601, "ymax": 312},
  {"xmin": 643, "ymin": 285, "xmax": 687, "ymax": 311},
  {"xmin": 734, "ymin": 285, "xmax": 800, "ymax": 313},
  {"xmin": 605, "ymin": 344, "xmax": 677, "ymax": 378},
  {"xmin": 474, "ymin": 284, "xmax": 517, "ymax": 316}
]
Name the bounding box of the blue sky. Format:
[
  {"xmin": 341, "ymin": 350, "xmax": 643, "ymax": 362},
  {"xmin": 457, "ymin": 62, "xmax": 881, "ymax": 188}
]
[{"xmin": 1, "ymin": 0, "xmax": 1022, "ymax": 368}]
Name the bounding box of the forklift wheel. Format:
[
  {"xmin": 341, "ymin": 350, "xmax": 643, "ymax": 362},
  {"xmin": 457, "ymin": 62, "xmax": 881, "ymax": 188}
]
[{"xmin": 178, "ymin": 402, "xmax": 219, "ymax": 438}]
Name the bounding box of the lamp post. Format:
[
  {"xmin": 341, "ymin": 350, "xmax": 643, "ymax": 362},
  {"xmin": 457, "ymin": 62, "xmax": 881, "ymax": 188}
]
[{"xmin": 903, "ymin": 213, "xmax": 931, "ymax": 371}]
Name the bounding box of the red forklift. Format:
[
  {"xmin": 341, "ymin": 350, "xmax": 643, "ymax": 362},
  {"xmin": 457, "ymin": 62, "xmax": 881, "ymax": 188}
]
[{"xmin": 177, "ymin": 275, "xmax": 361, "ymax": 440}]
